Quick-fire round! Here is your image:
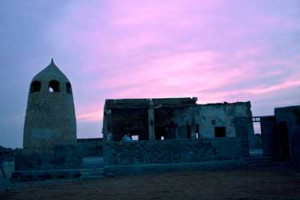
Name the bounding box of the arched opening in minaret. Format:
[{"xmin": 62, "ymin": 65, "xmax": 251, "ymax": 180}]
[
  {"xmin": 30, "ymin": 81, "xmax": 41, "ymax": 93},
  {"xmin": 66, "ymin": 82, "xmax": 72, "ymax": 94},
  {"xmin": 49, "ymin": 80, "xmax": 60, "ymax": 92}
]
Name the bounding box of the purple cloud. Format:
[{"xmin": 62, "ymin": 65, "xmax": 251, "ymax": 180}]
[{"xmin": 0, "ymin": 0, "xmax": 300, "ymax": 147}]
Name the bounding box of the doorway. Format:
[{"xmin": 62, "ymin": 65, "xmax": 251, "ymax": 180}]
[{"xmin": 278, "ymin": 121, "xmax": 290, "ymax": 159}]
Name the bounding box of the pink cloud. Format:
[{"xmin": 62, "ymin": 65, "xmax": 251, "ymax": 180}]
[
  {"xmin": 76, "ymin": 104, "xmax": 104, "ymax": 122},
  {"xmin": 97, "ymin": 50, "xmax": 251, "ymax": 91},
  {"xmin": 48, "ymin": 0, "xmax": 300, "ymax": 128},
  {"xmin": 245, "ymin": 79, "xmax": 300, "ymax": 95}
]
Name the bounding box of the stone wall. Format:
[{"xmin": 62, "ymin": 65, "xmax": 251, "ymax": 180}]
[
  {"xmin": 23, "ymin": 92, "xmax": 77, "ymax": 152},
  {"xmin": 194, "ymin": 102, "xmax": 253, "ymax": 139},
  {"xmin": 15, "ymin": 145, "xmax": 82, "ymax": 170},
  {"xmin": 104, "ymin": 138, "xmax": 244, "ymax": 166},
  {"xmin": 170, "ymin": 103, "xmax": 255, "ymax": 148},
  {"xmin": 77, "ymin": 138, "xmax": 103, "ymax": 157},
  {"xmin": 15, "ymin": 138, "xmax": 105, "ymax": 171}
]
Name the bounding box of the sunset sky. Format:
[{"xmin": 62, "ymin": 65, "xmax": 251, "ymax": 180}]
[{"xmin": 0, "ymin": 0, "xmax": 300, "ymax": 148}]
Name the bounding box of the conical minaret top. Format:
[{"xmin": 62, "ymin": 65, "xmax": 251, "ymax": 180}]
[{"xmin": 32, "ymin": 58, "xmax": 70, "ymax": 82}]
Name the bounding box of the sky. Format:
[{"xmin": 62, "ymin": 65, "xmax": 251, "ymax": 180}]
[{"xmin": 0, "ymin": 0, "xmax": 300, "ymax": 148}]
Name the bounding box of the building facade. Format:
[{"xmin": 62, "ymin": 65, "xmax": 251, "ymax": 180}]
[{"xmin": 102, "ymin": 98, "xmax": 254, "ymax": 167}]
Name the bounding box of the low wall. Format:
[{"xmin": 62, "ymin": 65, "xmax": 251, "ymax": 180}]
[
  {"xmin": 15, "ymin": 145, "xmax": 82, "ymax": 170},
  {"xmin": 104, "ymin": 138, "xmax": 243, "ymax": 166},
  {"xmin": 11, "ymin": 169, "xmax": 81, "ymax": 181},
  {"xmin": 104, "ymin": 160, "xmax": 245, "ymax": 176},
  {"xmin": 77, "ymin": 138, "xmax": 103, "ymax": 157}
]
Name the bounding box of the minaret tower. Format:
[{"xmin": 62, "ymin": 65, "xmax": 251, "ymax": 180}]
[{"xmin": 23, "ymin": 59, "xmax": 76, "ymax": 152}]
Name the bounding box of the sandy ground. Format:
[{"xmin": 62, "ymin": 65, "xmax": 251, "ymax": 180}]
[{"xmin": 0, "ymin": 165, "xmax": 299, "ymax": 200}]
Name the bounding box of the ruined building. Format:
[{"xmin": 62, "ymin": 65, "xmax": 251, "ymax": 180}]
[
  {"xmin": 102, "ymin": 99, "xmax": 300, "ymax": 173},
  {"xmin": 23, "ymin": 59, "xmax": 76, "ymax": 152},
  {"xmin": 15, "ymin": 60, "xmax": 299, "ymax": 178},
  {"xmin": 255, "ymin": 106, "xmax": 300, "ymax": 168},
  {"xmin": 102, "ymin": 98, "xmax": 254, "ymax": 169},
  {"xmin": 103, "ymin": 98, "xmax": 254, "ymax": 142}
]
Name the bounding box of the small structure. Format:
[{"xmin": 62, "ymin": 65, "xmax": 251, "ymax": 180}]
[
  {"xmin": 102, "ymin": 98, "xmax": 254, "ymax": 142},
  {"xmin": 102, "ymin": 98, "xmax": 254, "ymax": 172},
  {"xmin": 16, "ymin": 59, "xmax": 81, "ymax": 171},
  {"xmin": 23, "ymin": 59, "xmax": 76, "ymax": 152},
  {"xmin": 257, "ymin": 105, "xmax": 300, "ymax": 168}
]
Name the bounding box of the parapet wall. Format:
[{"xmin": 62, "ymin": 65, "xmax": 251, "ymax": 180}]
[{"xmin": 104, "ymin": 138, "xmax": 244, "ymax": 166}]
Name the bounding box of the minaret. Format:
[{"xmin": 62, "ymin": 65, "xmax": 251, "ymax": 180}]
[{"xmin": 23, "ymin": 59, "xmax": 76, "ymax": 152}]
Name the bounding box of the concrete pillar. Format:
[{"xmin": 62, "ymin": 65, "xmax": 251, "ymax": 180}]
[
  {"xmin": 190, "ymin": 108, "xmax": 196, "ymax": 139},
  {"xmin": 148, "ymin": 100, "xmax": 155, "ymax": 140},
  {"xmin": 105, "ymin": 108, "xmax": 113, "ymax": 141}
]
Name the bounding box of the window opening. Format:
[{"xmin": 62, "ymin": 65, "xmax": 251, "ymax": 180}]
[
  {"xmin": 30, "ymin": 81, "xmax": 41, "ymax": 93},
  {"xmin": 279, "ymin": 121, "xmax": 290, "ymax": 159},
  {"xmin": 215, "ymin": 127, "xmax": 226, "ymax": 137},
  {"xmin": 49, "ymin": 80, "xmax": 60, "ymax": 92},
  {"xmin": 187, "ymin": 125, "xmax": 191, "ymax": 138}
]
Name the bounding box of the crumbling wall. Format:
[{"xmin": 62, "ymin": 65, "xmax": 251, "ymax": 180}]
[
  {"xmin": 172, "ymin": 107, "xmax": 192, "ymax": 138},
  {"xmin": 193, "ymin": 102, "xmax": 253, "ymax": 139},
  {"xmin": 104, "ymin": 138, "xmax": 244, "ymax": 166}
]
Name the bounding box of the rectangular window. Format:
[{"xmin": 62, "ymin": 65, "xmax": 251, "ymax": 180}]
[
  {"xmin": 187, "ymin": 125, "xmax": 191, "ymax": 138},
  {"xmin": 215, "ymin": 127, "xmax": 226, "ymax": 137}
]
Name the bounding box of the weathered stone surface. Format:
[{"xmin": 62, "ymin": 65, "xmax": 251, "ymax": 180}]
[
  {"xmin": 104, "ymin": 160, "xmax": 245, "ymax": 176},
  {"xmin": 77, "ymin": 138, "xmax": 103, "ymax": 157},
  {"xmin": 193, "ymin": 102, "xmax": 253, "ymax": 139},
  {"xmin": 15, "ymin": 145, "xmax": 82, "ymax": 170},
  {"xmin": 105, "ymin": 97, "xmax": 197, "ymax": 108},
  {"xmin": 104, "ymin": 138, "xmax": 244, "ymax": 166}
]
